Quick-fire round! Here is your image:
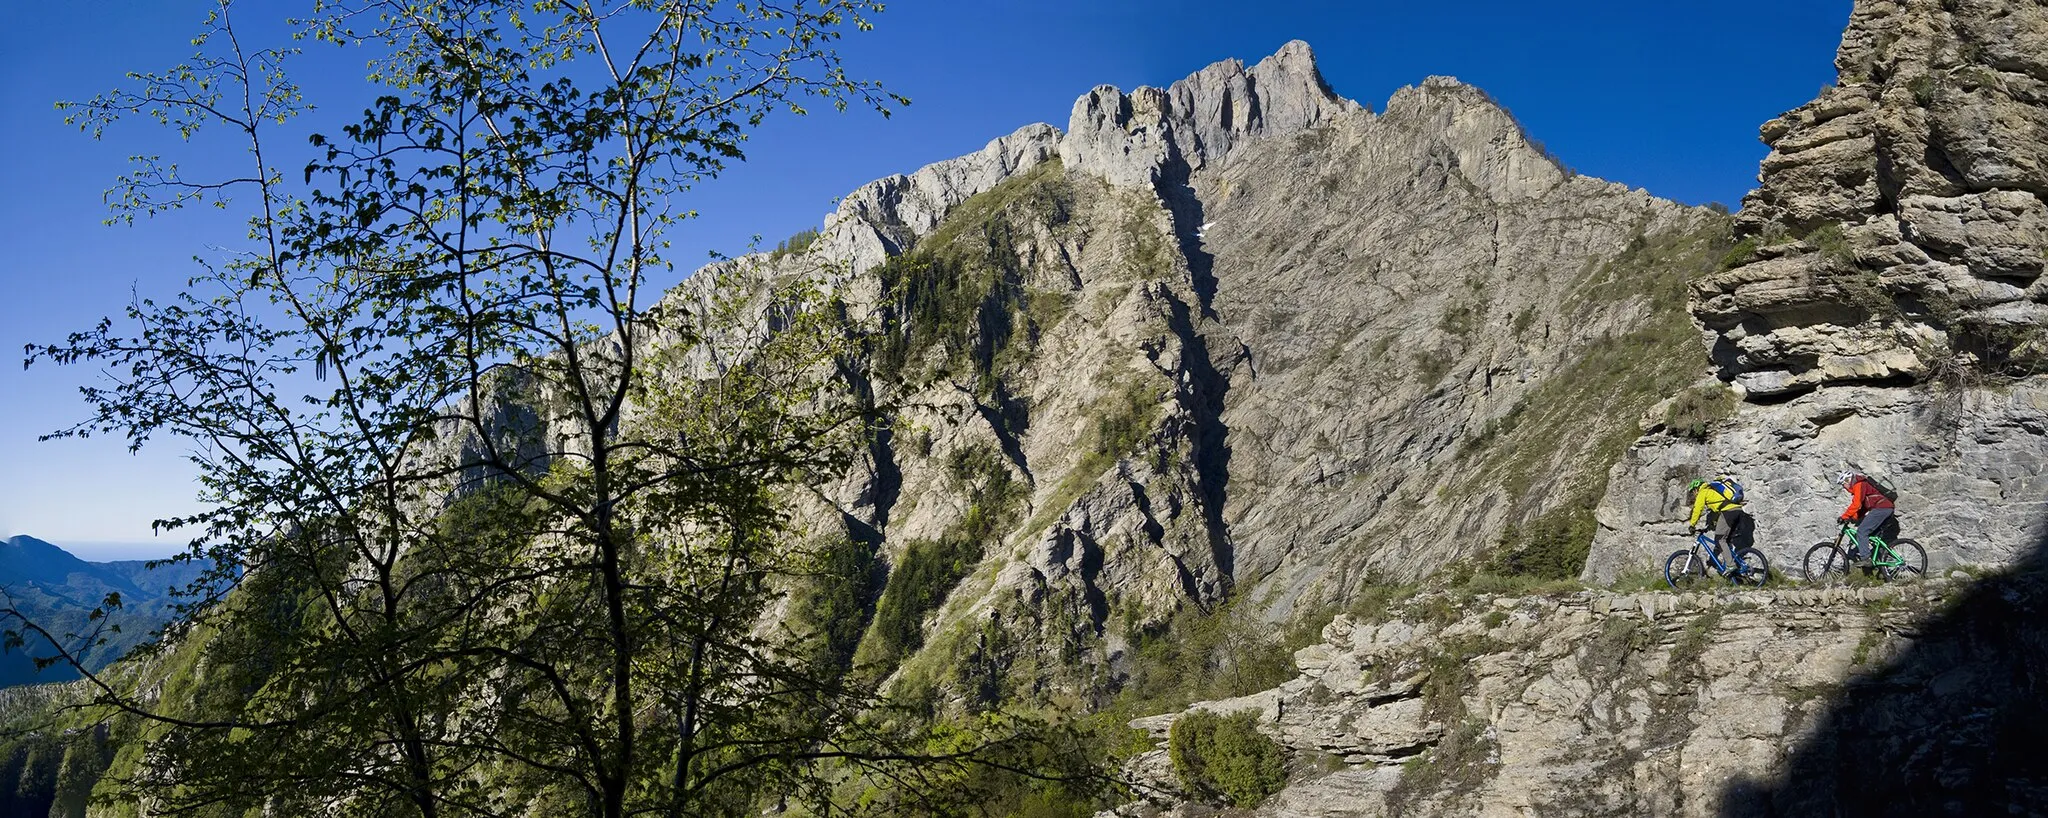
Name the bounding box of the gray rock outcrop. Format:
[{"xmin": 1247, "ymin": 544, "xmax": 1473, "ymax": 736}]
[
  {"xmin": 1116, "ymin": 573, "xmax": 2048, "ymax": 817},
  {"xmin": 1060, "ymin": 40, "xmax": 1358, "ymax": 189},
  {"xmin": 1702, "ymin": 0, "xmax": 2048, "ymax": 396}
]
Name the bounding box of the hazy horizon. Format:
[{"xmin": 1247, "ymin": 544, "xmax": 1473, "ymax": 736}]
[{"xmin": 4, "ymin": 534, "xmax": 188, "ymax": 562}]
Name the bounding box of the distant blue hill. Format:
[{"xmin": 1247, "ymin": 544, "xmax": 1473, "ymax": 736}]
[{"xmin": 0, "ymin": 535, "xmax": 210, "ymax": 688}]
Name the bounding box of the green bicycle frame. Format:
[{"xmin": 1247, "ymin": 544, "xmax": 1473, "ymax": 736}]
[{"xmin": 1837, "ymin": 524, "xmax": 1906, "ymax": 569}]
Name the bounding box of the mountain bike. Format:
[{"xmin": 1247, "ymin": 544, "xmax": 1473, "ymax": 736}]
[
  {"xmin": 1665, "ymin": 530, "xmax": 1771, "ymax": 590},
  {"xmin": 1802, "ymin": 524, "xmax": 1926, "ymax": 583}
]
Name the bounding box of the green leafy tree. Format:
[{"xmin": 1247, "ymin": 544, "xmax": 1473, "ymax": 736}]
[{"xmin": 10, "ymin": 2, "xmax": 1094, "ymax": 817}]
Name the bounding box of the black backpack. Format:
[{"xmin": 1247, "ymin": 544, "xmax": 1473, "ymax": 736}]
[{"xmin": 1857, "ymin": 472, "xmax": 1900, "ymax": 503}]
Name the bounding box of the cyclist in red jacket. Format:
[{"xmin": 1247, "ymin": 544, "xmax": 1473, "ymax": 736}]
[{"xmin": 1836, "ymin": 471, "xmax": 1896, "ymax": 566}]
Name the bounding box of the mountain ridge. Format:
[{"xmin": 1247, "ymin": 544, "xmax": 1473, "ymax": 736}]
[{"xmin": 0, "ymin": 534, "xmax": 207, "ymax": 688}]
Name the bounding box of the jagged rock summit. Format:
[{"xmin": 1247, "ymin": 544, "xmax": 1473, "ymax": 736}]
[
  {"xmin": 1060, "ymin": 40, "xmax": 1359, "ymax": 188},
  {"xmin": 808, "ymin": 41, "xmax": 1356, "ymax": 276}
]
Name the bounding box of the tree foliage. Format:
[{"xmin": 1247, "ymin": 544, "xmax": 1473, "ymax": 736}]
[{"xmin": 9, "ymin": 2, "xmax": 1094, "ymax": 816}]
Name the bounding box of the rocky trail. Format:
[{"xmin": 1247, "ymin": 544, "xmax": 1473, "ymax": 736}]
[{"xmin": 1119, "ymin": 566, "xmax": 2048, "ymax": 817}]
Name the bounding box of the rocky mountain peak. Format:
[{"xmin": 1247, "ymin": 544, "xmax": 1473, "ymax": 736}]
[
  {"xmin": 1376, "ymin": 75, "xmax": 1574, "ymax": 203},
  {"xmin": 807, "ymin": 41, "xmax": 1354, "ymax": 278},
  {"xmin": 1059, "ymin": 39, "xmax": 1358, "ymax": 188}
]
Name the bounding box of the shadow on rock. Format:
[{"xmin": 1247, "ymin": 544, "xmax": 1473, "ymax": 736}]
[{"xmin": 1719, "ymin": 530, "xmax": 2048, "ymax": 817}]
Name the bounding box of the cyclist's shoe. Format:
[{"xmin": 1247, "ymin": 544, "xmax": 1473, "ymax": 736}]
[{"xmin": 1849, "ymin": 550, "xmax": 1873, "ymax": 570}]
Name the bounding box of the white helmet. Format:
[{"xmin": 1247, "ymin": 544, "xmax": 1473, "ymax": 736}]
[{"xmin": 1835, "ymin": 470, "xmax": 1856, "ymax": 487}]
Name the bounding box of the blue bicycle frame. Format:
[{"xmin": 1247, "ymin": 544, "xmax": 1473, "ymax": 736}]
[{"xmin": 1695, "ymin": 532, "xmax": 1751, "ymax": 578}]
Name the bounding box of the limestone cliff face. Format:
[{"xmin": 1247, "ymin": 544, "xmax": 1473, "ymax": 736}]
[
  {"xmin": 1588, "ymin": 0, "xmax": 2048, "ymax": 583},
  {"xmin": 1700, "ymin": 0, "xmax": 2048, "ymax": 396},
  {"xmin": 1190, "ymin": 80, "xmax": 1710, "ymax": 608}
]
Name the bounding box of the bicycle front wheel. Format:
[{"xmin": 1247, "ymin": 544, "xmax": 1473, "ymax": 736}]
[
  {"xmin": 1665, "ymin": 549, "xmax": 1708, "ymax": 591},
  {"xmin": 1731, "ymin": 548, "xmax": 1771, "ymax": 587},
  {"xmin": 1879, "ymin": 539, "xmax": 1927, "ymax": 582},
  {"xmin": 1803, "ymin": 542, "xmax": 1848, "ymax": 585}
]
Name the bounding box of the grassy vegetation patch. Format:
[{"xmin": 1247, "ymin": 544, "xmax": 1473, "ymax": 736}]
[
  {"xmin": 1117, "ymin": 197, "xmax": 1174, "ymax": 280},
  {"xmin": 1346, "ymin": 581, "xmax": 1423, "ymax": 625},
  {"xmin": 1664, "ymin": 382, "xmax": 1739, "ymax": 440}
]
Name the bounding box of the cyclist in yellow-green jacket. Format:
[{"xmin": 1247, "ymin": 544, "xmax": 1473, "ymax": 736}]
[{"xmin": 1686, "ymin": 477, "xmax": 1754, "ymax": 563}]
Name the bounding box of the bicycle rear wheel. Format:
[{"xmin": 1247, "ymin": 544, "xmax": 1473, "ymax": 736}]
[
  {"xmin": 1878, "ymin": 539, "xmax": 1927, "ymax": 581},
  {"xmin": 1731, "ymin": 548, "xmax": 1771, "ymax": 587},
  {"xmin": 1665, "ymin": 549, "xmax": 1708, "ymax": 591},
  {"xmin": 1803, "ymin": 542, "xmax": 1848, "ymax": 584}
]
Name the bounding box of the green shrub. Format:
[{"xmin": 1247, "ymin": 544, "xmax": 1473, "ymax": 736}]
[
  {"xmin": 1168, "ymin": 710, "xmax": 1286, "ymax": 808},
  {"xmin": 1511, "ymin": 307, "xmax": 1537, "ymax": 337},
  {"xmin": 1438, "ymin": 298, "xmax": 1487, "ymax": 336},
  {"xmin": 1118, "ymin": 599, "xmax": 1327, "ymax": 715},
  {"xmin": 1411, "ymin": 350, "xmax": 1453, "ymax": 387},
  {"xmin": 1663, "ymin": 383, "xmax": 1739, "ymax": 441},
  {"xmin": 1908, "ymin": 73, "xmax": 1941, "ymax": 106},
  {"xmin": 1487, "ymin": 501, "xmax": 1596, "ymax": 581},
  {"xmin": 1717, "ymin": 236, "xmax": 1759, "ymax": 270},
  {"xmin": 1805, "ymin": 223, "xmax": 1852, "ymax": 264},
  {"xmin": 1829, "ymin": 267, "xmax": 1899, "ymax": 321},
  {"xmin": 1957, "ymin": 319, "xmax": 2048, "ymax": 377}
]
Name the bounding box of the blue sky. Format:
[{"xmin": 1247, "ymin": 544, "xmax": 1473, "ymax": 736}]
[{"xmin": 0, "ymin": 0, "xmax": 1851, "ymax": 560}]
